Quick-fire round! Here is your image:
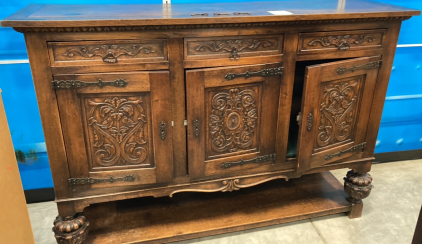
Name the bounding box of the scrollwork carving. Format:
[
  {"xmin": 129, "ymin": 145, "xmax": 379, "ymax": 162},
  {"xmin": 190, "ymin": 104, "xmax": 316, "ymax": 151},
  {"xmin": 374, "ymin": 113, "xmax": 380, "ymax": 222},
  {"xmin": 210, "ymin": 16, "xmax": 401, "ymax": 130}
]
[
  {"xmin": 169, "ymin": 175, "xmax": 289, "ymax": 197},
  {"xmin": 195, "ymin": 39, "xmax": 272, "ymax": 54},
  {"xmin": 308, "ymin": 35, "xmax": 375, "ymax": 50},
  {"xmin": 209, "ymin": 88, "xmax": 258, "ymax": 154},
  {"xmin": 62, "ymin": 44, "xmax": 155, "ymax": 63},
  {"xmin": 85, "ymin": 96, "xmax": 149, "ymax": 167},
  {"xmin": 317, "ymin": 80, "xmax": 360, "ymax": 148}
]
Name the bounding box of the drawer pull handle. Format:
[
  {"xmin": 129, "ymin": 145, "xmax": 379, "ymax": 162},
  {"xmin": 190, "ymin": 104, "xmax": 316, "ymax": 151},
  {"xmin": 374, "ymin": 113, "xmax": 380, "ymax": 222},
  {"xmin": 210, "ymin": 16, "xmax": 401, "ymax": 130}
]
[
  {"xmin": 68, "ymin": 175, "xmax": 135, "ymax": 185},
  {"xmin": 229, "ymin": 47, "xmax": 240, "ymax": 60},
  {"xmin": 307, "ymin": 112, "xmax": 313, "ymax": 131},
  {"xmin": 214, "ymin": 13, "xmax": 231, "ymax": 16},
  {"xmin": 336, "ymin": 61, "xmax": 382, "ymax": 75},
  {"xmin": 52, "ymin": 79, "xmax": 127, "ymax": 90},
  {"xmin": 324, "ymin": 142, "xmax": 366, "ymax": 161},
  {"xmin": 159, "ymin": 121, "xmax": 167, "ymax": 140},
  {"xmin": 221, "ymin": 154, "xmax": 276, "ymax": 169},
  {"xmin": 234, "ymin": 12, "xmax": 251, "ymax": 15},
  {"xmin": 191, "ymin": 13, "xmax": 208, "ymax": 17},
  {"xmin": 193, "ymin": 118, "xmax": 200, "ymax": 137},
  {"xmin": 338, "ymin": 44, "xmax": 350, "ymax": 50},
  {"xmin": 225, "ymin": 67, "xmax": 283, "ymax": 80}
]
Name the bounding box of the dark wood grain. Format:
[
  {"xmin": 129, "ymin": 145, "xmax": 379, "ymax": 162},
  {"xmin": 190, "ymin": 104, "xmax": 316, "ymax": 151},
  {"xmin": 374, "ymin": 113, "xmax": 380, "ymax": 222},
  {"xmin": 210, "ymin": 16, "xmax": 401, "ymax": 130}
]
[
  {"xmin": 83, "ymin": 172, "xmax": 350, "ymax": 244},
  {"xmin": 1, "ymin": 1, "xmax": 419, "ymax": 28},
  {"xmin": 297, "ymin": 56, "xmax": 380, "ymax": 172}
]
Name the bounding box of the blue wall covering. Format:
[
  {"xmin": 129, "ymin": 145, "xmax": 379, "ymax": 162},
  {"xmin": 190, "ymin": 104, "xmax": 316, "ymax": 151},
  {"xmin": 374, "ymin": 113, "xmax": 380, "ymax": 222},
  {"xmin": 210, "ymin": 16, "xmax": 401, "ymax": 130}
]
[{"xmin": 0, "ymin": 0, "xmax": 421, "ymax": 191}]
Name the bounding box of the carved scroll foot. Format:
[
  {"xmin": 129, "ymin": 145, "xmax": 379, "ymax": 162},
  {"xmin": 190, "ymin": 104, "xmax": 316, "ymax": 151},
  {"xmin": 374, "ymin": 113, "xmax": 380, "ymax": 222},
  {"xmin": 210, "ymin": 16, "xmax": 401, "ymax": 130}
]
[
  {"xmin": 343, "ymin": 170, "xmax": 373, "ymax": 219},
  {"xmin": 53, "ymin": 213, "xmax": 89, "ymax": 244}
]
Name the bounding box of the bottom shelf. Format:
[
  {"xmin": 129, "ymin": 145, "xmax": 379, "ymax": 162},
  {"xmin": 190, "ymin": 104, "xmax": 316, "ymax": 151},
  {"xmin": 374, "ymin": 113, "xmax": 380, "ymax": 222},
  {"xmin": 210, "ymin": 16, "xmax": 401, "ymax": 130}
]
[{"xmin": 85, "ymin": 171, "xmax": 351, "ymax": 244}]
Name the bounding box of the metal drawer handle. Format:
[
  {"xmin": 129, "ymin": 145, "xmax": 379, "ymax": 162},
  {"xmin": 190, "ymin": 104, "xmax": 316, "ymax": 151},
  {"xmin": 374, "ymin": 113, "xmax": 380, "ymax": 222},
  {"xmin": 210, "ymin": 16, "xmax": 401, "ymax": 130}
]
[
  {"xmin": 52, "ymin": 79, "xmax": 127, "ymax": 90},
  {"xmin": 68, "ymin": 175, "xmax": 135, "ymax": 185},
  {"xmin": 307, "ymin": 112, "xmax": 313, "ymax": 131},
  {"xmin": 234, "ymin": 12, "xmax": 251, "ymax": 15},
  {"xmin": 191, "ymin": 13, "xmax": 208, "ymax": 17},
  {"xmin": 159, "ymin": 121, "xmax": 167, "ymax": 140},
  {"xmin": 221, "ymin": 154, "xmax": 276, "ymax": 169},
  {"xmin": 324, "ymin": 142, "xmax": 366, "ymax": 160},
  {"xmin": 214, "ymin": 13, "xmax": 231, "ymax": 16},
  {"xmin": 225, "ymin": 67, "xmax": 283, "ymax": 80},
  {"xmin": 336, "ymin": 61, "xmax": 382, "ymax": 75},
  {"xmin": 193, "ymin": 118, "xmax": 200, "ymax": 137}
]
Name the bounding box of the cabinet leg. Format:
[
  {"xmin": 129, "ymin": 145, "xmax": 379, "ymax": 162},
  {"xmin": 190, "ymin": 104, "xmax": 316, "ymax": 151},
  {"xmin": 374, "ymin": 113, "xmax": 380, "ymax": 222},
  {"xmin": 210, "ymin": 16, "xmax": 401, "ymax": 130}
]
[
  {"xmin": 343, "ymin": 170, "xmax": 373, "ymax": 219},
  {"xmin": 52, "ymin": 213, "xmax": 89, "ymax": 244}
]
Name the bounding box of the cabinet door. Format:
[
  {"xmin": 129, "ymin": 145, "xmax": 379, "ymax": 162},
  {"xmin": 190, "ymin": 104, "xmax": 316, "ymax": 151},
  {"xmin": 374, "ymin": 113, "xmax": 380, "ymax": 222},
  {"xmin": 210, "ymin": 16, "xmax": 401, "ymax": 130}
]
[
  {"xmin": 54, "ymin": 71, "xmax": 173, "ymax": 189},
  {"xmin": 186, "ymin": 64, "xmax": 284, "ymax": 179},
  {"xmin": 297, "ymin": 57, "xmax": 381, "ymax": 172}
]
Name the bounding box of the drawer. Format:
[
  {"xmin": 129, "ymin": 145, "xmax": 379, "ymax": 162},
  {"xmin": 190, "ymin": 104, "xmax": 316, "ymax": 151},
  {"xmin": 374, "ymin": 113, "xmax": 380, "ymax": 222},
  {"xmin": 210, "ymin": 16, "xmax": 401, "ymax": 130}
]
[
  {"xmin": 48, "ymin": 39, "xmax": 168, "ymax": 67},
  {"xmin": 298, "ymin": 29, "xmax": 386, "ymax": 54},
  {"xmin": 184, "ymin": 35, "xmax": 283, "ymax": 61}
]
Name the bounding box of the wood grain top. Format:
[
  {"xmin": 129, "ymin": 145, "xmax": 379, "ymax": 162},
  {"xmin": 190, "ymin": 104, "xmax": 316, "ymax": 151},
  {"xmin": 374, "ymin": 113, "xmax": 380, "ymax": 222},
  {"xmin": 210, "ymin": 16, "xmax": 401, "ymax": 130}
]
[{"xmin": 1, "ymin": 0, "xmax": 420, "ymax": 28}]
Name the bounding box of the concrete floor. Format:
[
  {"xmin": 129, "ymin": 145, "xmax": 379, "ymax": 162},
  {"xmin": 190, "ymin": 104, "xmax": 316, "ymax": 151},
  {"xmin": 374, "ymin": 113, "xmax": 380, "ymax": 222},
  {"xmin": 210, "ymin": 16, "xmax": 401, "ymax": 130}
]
[{"xmin": 28, "ymin": 159, "xmax": 422, "ymax": 244}]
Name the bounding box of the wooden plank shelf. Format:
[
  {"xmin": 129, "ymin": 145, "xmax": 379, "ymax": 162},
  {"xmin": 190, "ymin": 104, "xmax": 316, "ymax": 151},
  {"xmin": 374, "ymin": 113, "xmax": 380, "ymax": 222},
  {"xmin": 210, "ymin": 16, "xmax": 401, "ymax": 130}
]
[{"xmin": 84, "ymin": 172, "xmax": 351, "ymax": 244}]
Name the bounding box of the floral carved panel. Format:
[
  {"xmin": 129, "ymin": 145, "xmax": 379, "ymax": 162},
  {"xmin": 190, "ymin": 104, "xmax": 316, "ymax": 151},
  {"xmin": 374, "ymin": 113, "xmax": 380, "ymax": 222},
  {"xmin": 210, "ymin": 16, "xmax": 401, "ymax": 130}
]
[
  {"xmin": 207, "ymin": 85, "xmax": 260, "ymax": 159},
  {"xmin": 314, "ymin": 77, "xmax": 364, "ymax": 151},
  {"xmin": 82, "ymin": 95, "xmax": 152, "ymax": 169}
]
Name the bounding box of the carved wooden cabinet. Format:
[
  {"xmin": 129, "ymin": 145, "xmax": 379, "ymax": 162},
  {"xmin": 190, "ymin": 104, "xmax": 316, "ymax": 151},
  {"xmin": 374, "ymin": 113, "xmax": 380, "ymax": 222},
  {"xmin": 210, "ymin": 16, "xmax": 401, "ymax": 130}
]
[{"xmin": 2, "ymin": 1, "xmax": 419, "ymax": 243}]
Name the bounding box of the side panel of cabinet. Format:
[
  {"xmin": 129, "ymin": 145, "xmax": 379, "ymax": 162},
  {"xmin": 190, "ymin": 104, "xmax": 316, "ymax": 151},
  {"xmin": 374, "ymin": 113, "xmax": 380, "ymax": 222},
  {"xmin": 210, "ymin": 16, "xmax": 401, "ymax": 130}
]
[
  {"xmin": 186, "ymin": 64, "xmax": 286, "ymax": 179},
  {"xmin": 54, "ymin": 71, "xmax": 173, "ymax": 190},
  {"xmin": 297, "ymin": 56, "xmax": 381, "ymax": 172}
]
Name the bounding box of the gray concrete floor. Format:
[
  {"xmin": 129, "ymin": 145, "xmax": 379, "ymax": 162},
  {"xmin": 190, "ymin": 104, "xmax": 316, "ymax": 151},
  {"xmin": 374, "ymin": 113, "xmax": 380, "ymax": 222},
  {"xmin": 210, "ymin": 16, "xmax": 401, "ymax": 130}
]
[{"xmin": 28, "ymin": 159, "xmax": 422, "ymax": 244}]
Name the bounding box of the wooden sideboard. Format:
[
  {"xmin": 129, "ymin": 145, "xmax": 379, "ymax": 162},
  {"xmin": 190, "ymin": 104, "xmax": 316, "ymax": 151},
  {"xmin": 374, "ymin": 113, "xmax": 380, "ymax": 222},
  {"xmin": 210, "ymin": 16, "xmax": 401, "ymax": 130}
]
[{"xmin": 2, "ymin": 1, "xmax": 419, "ymax": 243}]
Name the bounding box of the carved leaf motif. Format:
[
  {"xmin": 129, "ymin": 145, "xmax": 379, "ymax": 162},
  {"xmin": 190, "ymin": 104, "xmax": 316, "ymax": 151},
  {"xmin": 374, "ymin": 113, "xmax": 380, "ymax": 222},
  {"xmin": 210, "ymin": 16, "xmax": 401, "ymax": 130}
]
[
  {"xmin": 209, "ymin": 88, "xmax": 257, "ymax": 153},
  {"xmin": 317, "ymin": 80, "xmax": 359, "ymax": 147},
  {"xmin": 86, "ymin": 96, "xmax": 148, "ymax": 167}
]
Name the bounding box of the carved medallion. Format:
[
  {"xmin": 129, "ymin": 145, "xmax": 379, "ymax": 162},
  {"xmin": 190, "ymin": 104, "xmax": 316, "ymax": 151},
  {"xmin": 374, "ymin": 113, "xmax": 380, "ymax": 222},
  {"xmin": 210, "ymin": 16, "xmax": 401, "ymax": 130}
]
[
  {"xmin": 317, "ymin": 79, "xmax": 361, "ymax": 148},
  {"xmin": 84, "ymin": 96, "xmax": 149, "ymax": 167},
  {"xmin": 209, "ymin": 88, "xmax": 258, "ymax": 154}
]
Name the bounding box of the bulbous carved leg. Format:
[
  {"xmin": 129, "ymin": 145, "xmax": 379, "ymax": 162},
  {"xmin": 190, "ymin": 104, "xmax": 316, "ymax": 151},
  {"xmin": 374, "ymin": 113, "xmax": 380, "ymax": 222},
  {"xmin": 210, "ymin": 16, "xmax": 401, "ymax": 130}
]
[
  {"xmin": 52, "ymin": 213, "xmax": 89, "ymax": 244},
  {"xmin": 344, "ymin": 170, "xmax": 373, "ymax": 218}
]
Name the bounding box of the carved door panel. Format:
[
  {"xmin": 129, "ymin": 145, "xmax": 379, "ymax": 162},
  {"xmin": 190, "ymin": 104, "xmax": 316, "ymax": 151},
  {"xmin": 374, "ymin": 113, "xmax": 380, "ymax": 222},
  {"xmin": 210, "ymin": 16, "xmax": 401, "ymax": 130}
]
[
  {"xmin": 186, "ymin": 63, "xmax": 284, "ymax": 179},
  {"xmin": 296, "ymin": 57, "xmax": 381, "ymax": 172},
  {"xmin": 54, "ymin": 71, "xmax": 173, "ymax": 189}
]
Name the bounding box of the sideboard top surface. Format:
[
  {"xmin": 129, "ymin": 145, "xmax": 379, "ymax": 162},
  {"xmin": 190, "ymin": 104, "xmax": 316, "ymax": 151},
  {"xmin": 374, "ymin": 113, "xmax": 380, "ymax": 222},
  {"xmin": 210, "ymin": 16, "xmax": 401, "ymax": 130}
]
[{"xmin": 1, "ymin": 0, "xmax": 420, "ymax": 28}]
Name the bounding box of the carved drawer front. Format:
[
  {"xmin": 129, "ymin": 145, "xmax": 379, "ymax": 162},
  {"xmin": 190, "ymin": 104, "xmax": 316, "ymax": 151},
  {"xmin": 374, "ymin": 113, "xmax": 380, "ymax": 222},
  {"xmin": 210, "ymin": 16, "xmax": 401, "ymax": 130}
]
[
  {"xmin": 53, "ymin": 71, "xmax": 173, "ymax": 193},
  {"xmin": 184, "ymin": 35, "xmax": 283, "ymax": 61},
  {"xmin": 298, "ymin": 29, "xmax": 386, "ymax": 54},
  {"xmin": 186, "ymin": 63, "xmax": 287, "ymax": 179},
  {"xmin": 48, "ymin": 39, "xmax": 168, "ymax": 67},
  {"xmin": 296, "ymin": 57, "xmax": 381, "ymax": 173}
]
